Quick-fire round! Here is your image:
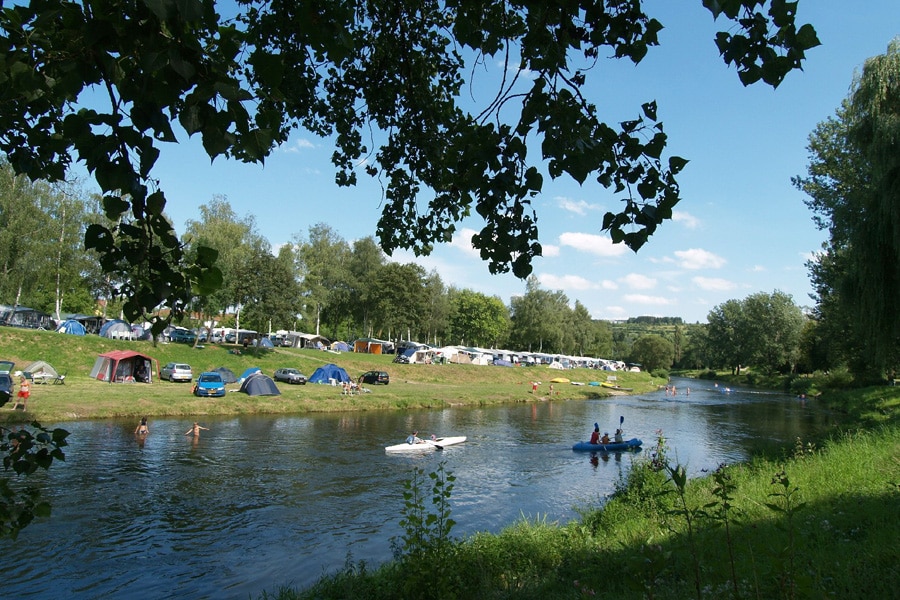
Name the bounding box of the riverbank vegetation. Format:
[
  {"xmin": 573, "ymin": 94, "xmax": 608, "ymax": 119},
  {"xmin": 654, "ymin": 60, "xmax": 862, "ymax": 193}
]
[{"xmin": 266, "ymin": 392, "xmax": 899, "ymax": 600}]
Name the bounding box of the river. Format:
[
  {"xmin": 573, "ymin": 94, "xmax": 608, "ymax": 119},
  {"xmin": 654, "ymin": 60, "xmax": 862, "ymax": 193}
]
[{"xmin": 2, "ymin": 378, "xmax": 837, "ymax": 598}]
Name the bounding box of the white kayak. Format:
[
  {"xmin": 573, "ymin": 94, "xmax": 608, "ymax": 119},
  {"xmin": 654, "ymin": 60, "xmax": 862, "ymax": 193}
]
[{"xmin": 385, "ymin": 436, "xmax": 467, "ymax": 452}]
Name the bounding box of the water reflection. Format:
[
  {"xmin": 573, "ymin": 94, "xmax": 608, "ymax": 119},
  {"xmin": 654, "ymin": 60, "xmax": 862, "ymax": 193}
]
[{"xmin": 4, "ymin": 378, "xmax": 836, "ymax": 599}]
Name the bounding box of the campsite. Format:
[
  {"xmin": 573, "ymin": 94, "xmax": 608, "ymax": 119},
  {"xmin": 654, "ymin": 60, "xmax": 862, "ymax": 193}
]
[{"xmin": 0, "ymin": 327, "xmax": 655, "ymax": 423}]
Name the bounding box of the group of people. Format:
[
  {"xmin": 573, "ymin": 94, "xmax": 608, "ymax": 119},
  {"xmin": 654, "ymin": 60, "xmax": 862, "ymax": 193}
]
[
  {"xmin": 405, "ymin": 430, "xmax": 437, "ymax": 444},
  {"xmin": 132, "ymin": 417, "xmax": 209, "ymax": 439},
  {"xmin": 588, "ymin": 422, "xmax": 624, "ymax": 445}
]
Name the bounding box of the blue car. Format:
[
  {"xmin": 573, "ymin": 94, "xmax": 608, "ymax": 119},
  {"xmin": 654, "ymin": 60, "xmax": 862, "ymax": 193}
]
[{"xmin": 193, "ymin": 372, "xmax": 226, "ymax": 397}]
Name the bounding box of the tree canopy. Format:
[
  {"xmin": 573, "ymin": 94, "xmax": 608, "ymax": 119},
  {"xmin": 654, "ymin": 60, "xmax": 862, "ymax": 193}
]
[
  {"xmin": 794, "ymin": 38, "xmax": 900, "ymax": 376},
  {"xmin": 0, "ymin": 0, "xmax": 819, "ymax": 331}
]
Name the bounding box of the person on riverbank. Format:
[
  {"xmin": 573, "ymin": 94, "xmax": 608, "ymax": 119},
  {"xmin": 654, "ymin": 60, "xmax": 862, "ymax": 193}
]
[
  {"xmin": 185, "ymin": 422, "xmax": 209, "ymax": 437},
  {"xmin": 12, "ymin": 376, "xmax": 30, "ymax": 410},
  {"xmin": 589, "ymin": 423, "xmax": 600, "ymax": 444},
  {"xmin": 135, "ymin": 416, "xmax": 149, "ymax": 435}
]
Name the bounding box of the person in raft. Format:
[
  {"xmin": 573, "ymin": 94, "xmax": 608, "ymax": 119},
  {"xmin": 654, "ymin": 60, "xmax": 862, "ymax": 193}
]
[
  {"xmin": 406, "ymin": 431, "xmax": 425, "ymax": 444},
  {"xmin": 589, "ymin": 423, "xmax": 601, "ymax": 444},
  {"xmin": 614, "ymin": 428, "xmax": 624, "ymax": 443},
  {"xmin": 185, "ymin": 422, "xmax": 209, "ymax": 437},
  {"xmin": 135, "ymin": 416, "xmax": 149, "ymax": 435},
  {"xmin": 600, "ymin": 432, "xmax": 611, "ymax": 444}
]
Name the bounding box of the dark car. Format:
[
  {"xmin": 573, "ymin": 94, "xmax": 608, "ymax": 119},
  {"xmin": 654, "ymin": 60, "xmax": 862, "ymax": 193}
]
[
  {"xmin": 359, "ymin": 370, "xmax": 390, "ymax": 385},
  {"xmin": 0, "ymin": 361, "xmax": 13, "ymax": 407},
  {"xmin": 273, "ymin": 368, "xmax": 307, "ymax": 385},
  {"xmin": 168, "ymin": 328, "xmax": 196, "ymax": 344}
]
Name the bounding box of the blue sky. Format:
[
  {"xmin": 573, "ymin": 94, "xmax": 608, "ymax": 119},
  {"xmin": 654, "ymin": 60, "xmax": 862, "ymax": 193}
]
[{"xmin": 117, "ymin": 1, "xmax": 898, "ymax": 324}]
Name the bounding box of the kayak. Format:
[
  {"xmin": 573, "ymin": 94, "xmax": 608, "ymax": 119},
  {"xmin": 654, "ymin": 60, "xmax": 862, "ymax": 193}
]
[
  {"xmin": 600, "ymin": 381, "xmax": 634, "ymax": 391},
  {"xmin": 572, "ymin": 437, "xmax": 642, "ymax": 452},
  {"xmin": 385, "ymin": 436, "xmax": 467, "ymax": 452}
]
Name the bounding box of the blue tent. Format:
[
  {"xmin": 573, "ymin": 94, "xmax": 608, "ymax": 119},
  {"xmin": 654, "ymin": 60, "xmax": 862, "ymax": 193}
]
[
  {"xmin": 238, "ymin": 373, "xmax": 280, "ymax": 396},
  {"xmin": 259, "ymin": 337, "xmax": 274, "ymax": 348},
  {"xmin": 56, "ymin": 319, "xmax": 86, "ymax": 335},
  {"xmin": 308, "ymin": 363, "xmax": 351, "ymax": 384},
  {"xmin": 239, "ymin": 367, "xmax": 261, "ymax": 382},
  {"xmin": 99, "ymin": 319, "xmax": 132, "ymax": 339}
]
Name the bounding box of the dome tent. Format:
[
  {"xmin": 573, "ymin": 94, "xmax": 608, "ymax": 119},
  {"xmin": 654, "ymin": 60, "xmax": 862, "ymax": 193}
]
[
  {"xmin": 238, "ymin": 367, "xmax": 261, "ymax": 382},
  {"xmin": 308, "ymin": 363, "xmax": 351, "ymax": 384},
  {"xmin": 238, "ymin": 373, "xmax": 281, "ymax": 396},
  {"xmin": 99, "ymin": 319, "xmax": 133, "ymax": 339},
  {"xmin": 56, "ymin": 319, "xmax": 86, "ymax": 335},
  {"xmin": 213, "ymin": 366, "xmax": 238, "ymax": 384}
]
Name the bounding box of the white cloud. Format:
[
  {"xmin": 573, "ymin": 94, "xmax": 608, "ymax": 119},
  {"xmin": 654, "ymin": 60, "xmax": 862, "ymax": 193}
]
[
  {"xmin": 284, "ymin": 138, "xmax": 315, "ymax": 152},
  {"xmin": 692, "ymin": 276, "xmax": 738, "ymax": 291},
  {"xmin": 673, "ymin": 211, "xmax": 701, "ymax": 229},
  {"xmin": 623, "ymin": 273, "xmax": 657, "ymax": 290},
  {"xmin": 559, "ymin": 232, "xmax": 629, "ymax": 257},
  {"xmin": 556, "ymin": 196, "xmax": 599, "ymax": 216},
  {"xmin": 602, "ymin": 305, "xmax": 629, "ymax": 320},
  {"xmin": 751, "ymin": 265, "xmax": 766, "ymax": 272},
  {"xmin": 537, "ymin": 273, "xmax": 598, "ymax": 291},
  {"xmin": 449, "ymin": 228, "xmax": 482, "ymax": 259},
  {"xmin": 541, "ymin": 244, "xmax": 561, "ymax": 257},
  {"xmin": 674, "ymin": 248, "xmax": 727, "ymax": 270},
  {"xmin": 624, "ymin": 294, "xmax": 673, "ymax": 306}
]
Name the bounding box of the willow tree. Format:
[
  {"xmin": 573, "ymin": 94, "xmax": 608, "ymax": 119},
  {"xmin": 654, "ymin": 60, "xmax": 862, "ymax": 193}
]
[
  {"xmin": 794, "ymin": 38, "xmax": 900, "ymax": 375},
  {"xmin": 0, "ymin": 1, "xmax": 819, "ymax": 333}
]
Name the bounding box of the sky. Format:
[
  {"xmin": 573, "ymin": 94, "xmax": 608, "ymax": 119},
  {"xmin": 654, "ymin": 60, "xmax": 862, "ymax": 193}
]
[{"xmin": 92, "ymin": 1, "xmax": 899, "ymax": 324}]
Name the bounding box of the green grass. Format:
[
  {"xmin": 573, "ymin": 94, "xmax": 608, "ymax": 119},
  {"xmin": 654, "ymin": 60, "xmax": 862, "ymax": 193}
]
[{"xmin": 0, "ymin": 327, "xmax": 657, "ymax": 423}]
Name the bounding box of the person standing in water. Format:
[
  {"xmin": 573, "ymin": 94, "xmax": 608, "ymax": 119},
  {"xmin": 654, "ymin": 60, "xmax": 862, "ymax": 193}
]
[
  {"xmin": 135, "ymin": 417, "xmax": 149, "ymax": 435},
  {"xmin": 184, "ymin": 422, "xmax": 209, "ymax": 437}
]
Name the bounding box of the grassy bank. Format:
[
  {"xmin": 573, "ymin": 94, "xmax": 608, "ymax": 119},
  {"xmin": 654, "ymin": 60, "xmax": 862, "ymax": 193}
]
[
  {"xmin": 0, "ymin": 327, "xmax": 655, "ymax": 423},
  {"xmin": 271, "ymin": 421, "xmax": 900, "ymax": 600},
  {"xmin": 259, "ymin": 379, "xmax": 900, "ymax": 600}
]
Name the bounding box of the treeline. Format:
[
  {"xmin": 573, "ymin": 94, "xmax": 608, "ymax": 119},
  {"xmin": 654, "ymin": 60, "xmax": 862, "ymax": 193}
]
[{"xmin": 0, "ymin": 161, "xmax": 818, "ymax": 373}]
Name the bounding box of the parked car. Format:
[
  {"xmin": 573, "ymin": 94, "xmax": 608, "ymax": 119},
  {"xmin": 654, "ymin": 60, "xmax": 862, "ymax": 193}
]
[
  {"xmin": 193, "ymin": 371, "xmax": 226, "ymax": 397},
  {"xmin": 273, "ymin": 368, "xmax": 307, "ymax": 385},
  {"xmin": 161, "ymin": 362, "xmax": 193, "ymax": 382},
  {"xmin": 168, "ymin": 328, "xmax": 196, "ymax": 344},
  {"xmin": 359, "ymin": 370, "xmax": 390, "ymax": 385},
  {"xmin": 0, "ymin": 360, "xmax": 14, "ymax": 407}
]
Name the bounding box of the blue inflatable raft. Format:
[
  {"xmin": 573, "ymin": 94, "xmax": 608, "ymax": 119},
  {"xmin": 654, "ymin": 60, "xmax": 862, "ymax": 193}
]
[{"xmin": 572, "ymin": 438, "xmax": 643, "ymax": 452}]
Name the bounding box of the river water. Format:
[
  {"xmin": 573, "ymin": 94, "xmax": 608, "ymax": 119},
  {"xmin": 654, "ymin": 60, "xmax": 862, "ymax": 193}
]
[{"xmin": 3, "ymin": 379, "xmax": 837, "ymax": 598}]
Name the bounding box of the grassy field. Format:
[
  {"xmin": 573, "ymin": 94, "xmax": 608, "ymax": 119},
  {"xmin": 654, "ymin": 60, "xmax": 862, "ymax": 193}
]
[{"xmin": 0, "ymin": 327, "xmax": 657, "ymax": 423}]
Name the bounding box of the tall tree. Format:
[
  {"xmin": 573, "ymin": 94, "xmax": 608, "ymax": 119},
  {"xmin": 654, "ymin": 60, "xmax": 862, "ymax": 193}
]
[
  {"xmin": 706, "ymin": 299, "xmax": 749, "ymax": 374},
  {"xmin": 369, "ymin": 262, "xmax": 428, "ymax": 341},
  {"xmin": 630, "ymin": 334, "xmax": 675, "ymax": 373},
  {"xmin": 794, "ymin": 39, "xmax": 900, "ymax": 376},
  {"xmin": 295, "ymin": 224, "xmax": 352, "ymax": 338},
  {"xmin": 0, "ymin": 1, "xmax": 818, "ymax": 327},
  {"xmin": 347, "ymin": 237, "xmax": 387, "ymax": 338},
  {"xmin": 449, "ymin": 290, "xmax": 510, "ymax": 348},
  {"xmin": 741, "ymin": 290, "xmax": 805, "ymax": 374},
  {"xmin": 184, "ymin": 196, "xmax": 264, "ymax": 331}
]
